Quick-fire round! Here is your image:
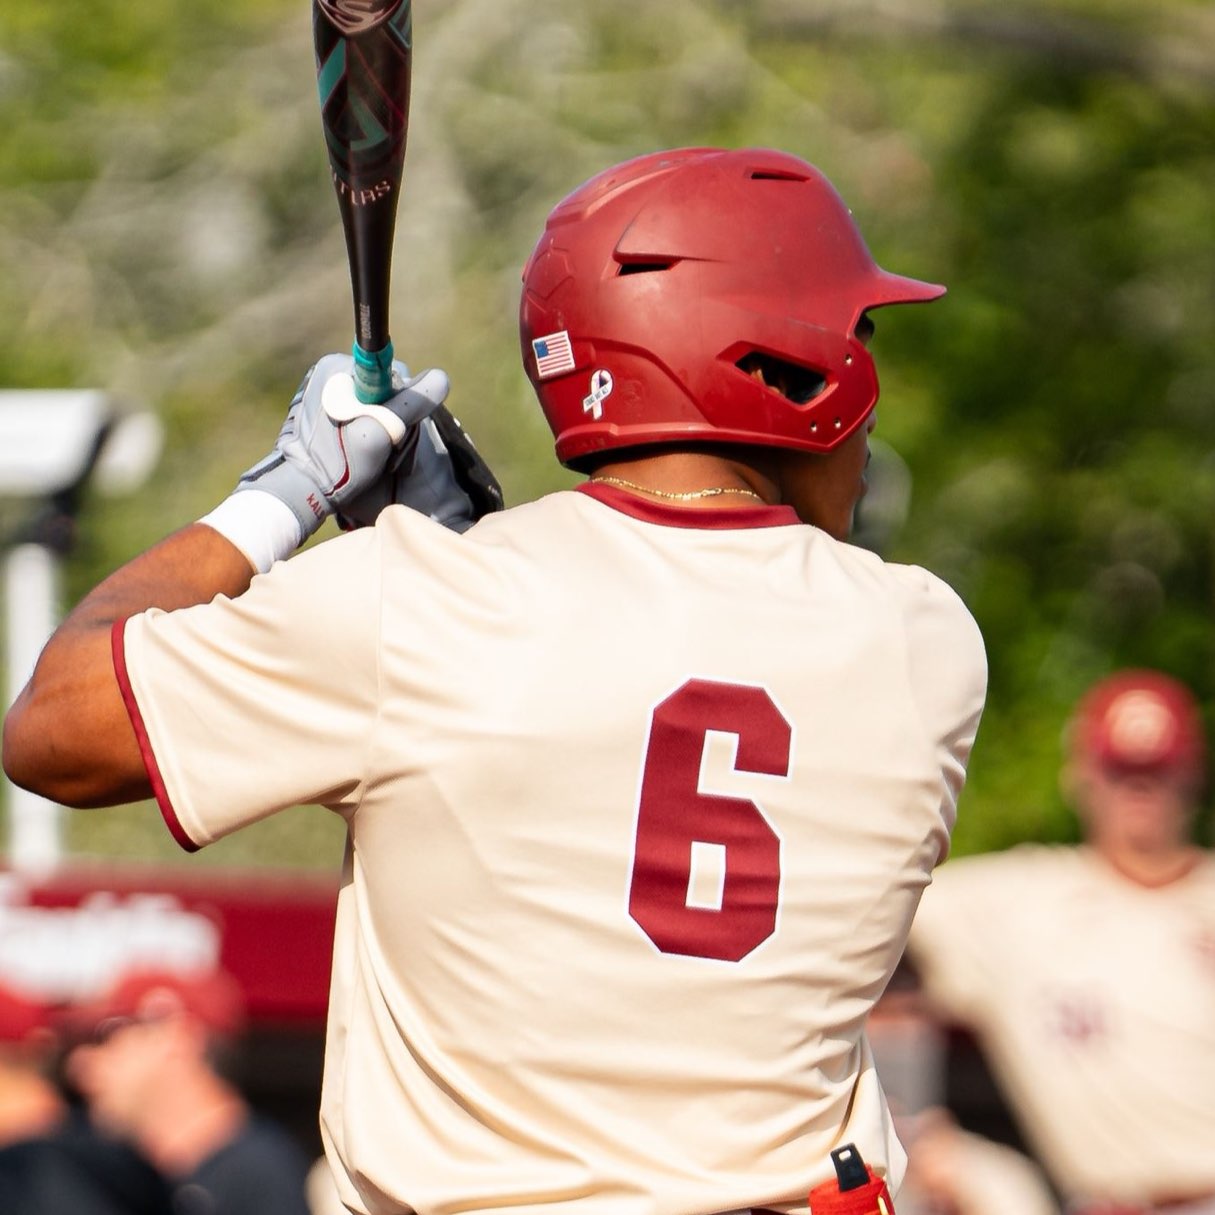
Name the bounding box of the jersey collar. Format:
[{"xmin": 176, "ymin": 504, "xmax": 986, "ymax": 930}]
[{"xmin": 576, "ymin": 481, "xmax": 799, "ymax": 529}]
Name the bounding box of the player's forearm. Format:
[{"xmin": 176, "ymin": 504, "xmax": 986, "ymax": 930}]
[
  {"xmin": 65, "ymin": 523, "xmax": 256, "ymax": 625},
  {"xmin": 2, "ymin": 524, "xmax": 255, "ymax": 807}
]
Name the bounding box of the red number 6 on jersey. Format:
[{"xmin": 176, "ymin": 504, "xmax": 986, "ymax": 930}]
[{"xmin": 628, "ymin": 679, "xmax": 792, "ymax": 962}]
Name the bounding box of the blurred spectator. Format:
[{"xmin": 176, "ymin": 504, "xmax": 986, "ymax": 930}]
[
  {"xmin": 869, "ymin": 986, "xmax": 1058, "ymax": 1215},
  {"xmin": 0, "ymin": 978, "xmax": 170, "ymax": 1214},
  {"xmin": 0, "ymin": 983, "xmax": 64, "ymax": 1145},
  {"xmin": 898, "ymin": 1108, "xmax": 1059, "ymax": 1215},
  {"xmin": 64, "ymin": 967, "xmax": 312, "ymax": 1215},
  {"xmin": 906, "ymin": 669, "xmax": 1215, "ymax": 1212}
]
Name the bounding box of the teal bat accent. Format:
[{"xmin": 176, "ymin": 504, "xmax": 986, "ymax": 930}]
[
  {"xmin": 316, "ymin": 41, "xmax": 345, "ymax": 108},
  {"xmin": 349, "ymin": 95, "xmax": 390, "ymax": 155}
]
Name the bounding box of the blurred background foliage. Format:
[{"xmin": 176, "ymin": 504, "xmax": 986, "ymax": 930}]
[{"xmin": 0, "ymin": 0, "xmax": 1213, "ymax": 868}]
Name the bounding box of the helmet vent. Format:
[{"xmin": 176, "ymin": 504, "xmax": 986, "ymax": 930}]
[
  {"xmin": 617, "ymin": 259, "xmax": 678, "ymax": 276},
  {"xmin": 736, "ymin": 352, "xmax": 827, "ymax": 406},
  {"xmin": 748, "ymin": 168, "xmax": 811, "ymax": 183}
]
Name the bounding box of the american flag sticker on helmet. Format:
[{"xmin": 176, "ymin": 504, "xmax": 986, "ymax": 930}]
[{"xmin": 532, "ymin": 331, "xmax": 575, "ymax": 379}]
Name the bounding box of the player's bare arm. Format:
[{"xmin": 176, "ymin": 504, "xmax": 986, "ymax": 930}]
[
  {"xmin": 2, "ymin": 524, "xmax": 256, "ymax": 807},
  {"xmin": 2, "ymin": 353, "xmax": 485, "ymax": 810}
]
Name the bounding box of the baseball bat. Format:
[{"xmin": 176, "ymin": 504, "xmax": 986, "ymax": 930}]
[{"xmin": 313, "ymin": 0, "xmax": 414, "ymax": 404}]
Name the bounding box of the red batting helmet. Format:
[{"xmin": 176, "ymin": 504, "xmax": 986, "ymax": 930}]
[
  {"xmin": 1069, "ymin": 669, "xmax": 1206, "ymax": 781},
  {"xmin": 519, "ymin": 147, "xmax": 945, "ymax": 469}
]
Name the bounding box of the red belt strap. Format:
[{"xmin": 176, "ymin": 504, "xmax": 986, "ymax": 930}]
[{"xmin": 807, "ymin": 1145, "xmax": 894, "ymax": 1215}]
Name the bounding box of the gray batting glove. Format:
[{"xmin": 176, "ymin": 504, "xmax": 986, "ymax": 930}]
[
  {"xmin": 336, "ymin": 406, "xmax": 503, "ymax": 534},
  {"xmin": 235, "ymin": 353, "xmax": 449, "ymax": 540}
]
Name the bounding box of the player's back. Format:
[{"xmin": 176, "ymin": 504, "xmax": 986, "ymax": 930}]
[{"xmin": 327, "ymin": 485, "xmax": 986, "ymax": 1215}]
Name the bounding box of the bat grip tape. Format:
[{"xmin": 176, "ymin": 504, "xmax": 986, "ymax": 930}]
[{"xmin": 353, "ymin": 341, "xmax": 395, "ymax": 405}]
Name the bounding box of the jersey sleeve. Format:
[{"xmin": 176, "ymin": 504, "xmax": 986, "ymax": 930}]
[
  {"xmin": 113, "ymin": 528, "xmax": 385, "ymax": 850},
  {"xmin": 905, "ymin": 853, "xmax": 1009, "ymax": 1020},
  {"xmin": 893, "ymin": 565, "xmax": 988, "ymax": 854}
]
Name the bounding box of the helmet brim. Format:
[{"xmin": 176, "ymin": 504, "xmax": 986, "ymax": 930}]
[{"xmin": 867, "ymin": 269, "xmax": 947, "ymax": 308}]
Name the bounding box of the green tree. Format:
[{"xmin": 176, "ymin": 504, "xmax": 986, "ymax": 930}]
[{"xmin": 2, "ymin": 0, "xmax": 1212, "ymax": 865}]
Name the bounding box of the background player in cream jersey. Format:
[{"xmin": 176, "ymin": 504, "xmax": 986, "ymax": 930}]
[
  {"xmin": 907, "ymin": 669, "xmax": 1215, "ymax": 1212},
  {"xmin": 4, "ymin": 148, "xmax": 987, "ymax": 1215}
]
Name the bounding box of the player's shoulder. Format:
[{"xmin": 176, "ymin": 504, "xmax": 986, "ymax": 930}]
[
  {"xmin": 409, "ymin": 487, "xmax": 578, "ymax": 538},
  {"xmin": 862, "ymin": 553, "xmax": 988, "ymax": 703},
  {"xmin": 463, "ymin": 488, "xmax": 576, "ymax": 532},
  {"xmin": 879, "ymin": 556, "xmax": 981, "ymax": 628},
  {"xmin": 1190, "ymin": 850, "xmax": 1215, "ymax": 886},
  {"xmin": 1181, "ymin": 853, "xmax": 1215, "ymax": 914},
  {"xmin": 812, "ymin": 539, "xmax": 979, "ymax": 622},
  {"xmin": 370, "ymin": 493, "xmax": 580, "ymax": 609},
  {"xmin": 447, "ymin": 487, "xmax": 648, "ymax": 559},
  {"xmin": 913, "ymin": 846, "xmax": 1053, "ymax": 939},
  {"xmin": 900, "ymin": 556, "xmax": 984, "ymax": 651},
  {"xmin": 933, "ymin": 842, "xmax": 1087, "ymax": 895}
]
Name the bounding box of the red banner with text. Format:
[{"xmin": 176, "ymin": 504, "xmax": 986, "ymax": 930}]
[{"xmin": 0, "ymin": 862, "xmax": 339, "ymax": 1033}]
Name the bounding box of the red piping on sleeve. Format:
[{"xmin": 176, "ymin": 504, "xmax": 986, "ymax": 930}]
[{"xmin": 111, "ymin": 618, "xmax": 200, "ymax": 854}]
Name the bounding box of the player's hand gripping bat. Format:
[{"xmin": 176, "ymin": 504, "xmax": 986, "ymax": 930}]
[{"xmin": 313, "ymin": 0, "xmax": 414, "ymax": 404}]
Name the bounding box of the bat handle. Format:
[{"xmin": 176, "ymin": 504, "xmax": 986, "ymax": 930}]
[{"xmin": 352, "ymin": 341, "xmax": 396, "ymax": 404}]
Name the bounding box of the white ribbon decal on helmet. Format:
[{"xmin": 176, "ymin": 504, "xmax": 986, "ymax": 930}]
[{"xmin": 583, "ymin": 369, "xmax": 614, "ymax": 420}]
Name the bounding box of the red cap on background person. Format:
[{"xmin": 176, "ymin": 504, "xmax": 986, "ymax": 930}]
[
  {"xmin": 0, "ymin": 982, "xmax": 48, "ymax": 1045},
  {"xmin": 61, "ymin": 967, "xmax": 246, "ymax": 1042},
  {"xmin": 1070, "ymin": 670, "xmax": 1206, "ymax": 783}
]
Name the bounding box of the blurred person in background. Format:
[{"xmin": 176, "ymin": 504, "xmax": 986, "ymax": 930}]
[
  {"xmin": 0, "ymin": 978, "xmax": 171, "ymax": 1214},
  {"xmin": 0, "ymin": 983, "xmax": 64, "ymax": 1147},
  {"xmin": 906, "ymin": 669, "xmax": 1215, "ymax": 1213},
  {"xmin": 896, "ymin": 1108, "xmax": 1059, "ymax": 1215},
  {"xmin": 64, "ymin": 967, "xmax": 312, "ymax": 1215},
  {"xmin": 868, "ymin": 985, "xmax": 1058, "ymax": 1215}
]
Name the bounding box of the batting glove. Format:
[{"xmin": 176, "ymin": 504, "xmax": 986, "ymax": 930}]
[
  {"xmin": 336, "ymin": 405, "xmax": 504, "ymax": 534},
  {"xmin": 234, "ymin": 353, "xmax": 449, "ymax": 541}
]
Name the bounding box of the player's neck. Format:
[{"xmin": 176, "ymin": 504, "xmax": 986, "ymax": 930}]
[
  {"xmin": 586, "ymin": 450, "xmax": 776, "ymax": 509},
  {"xmin": 1091, "ymin": 840, "xmax": 1202, "ymax": 888}
]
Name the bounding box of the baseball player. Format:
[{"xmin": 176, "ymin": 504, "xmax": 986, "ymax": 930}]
[
  {"xmin": 906, "ymin": 670, "xmax": 1215, "ymax": 1212},
  {"xmin": 4, "ymin": 148, "xmax": 987, "ymax": 1215}
]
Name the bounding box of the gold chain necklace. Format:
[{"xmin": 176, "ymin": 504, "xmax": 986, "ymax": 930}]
[{"xmin": 589, "ymin": 475, "xmax": 764, "ymax": 503}]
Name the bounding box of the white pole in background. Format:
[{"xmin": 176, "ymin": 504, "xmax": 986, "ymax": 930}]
[
  {"xmin": 3, "ymin": 541, "xmax": 63, "ymax": 874},
  {"xmin": 0, "ymin": 391, "xmax": 162, "ymax": 877}
]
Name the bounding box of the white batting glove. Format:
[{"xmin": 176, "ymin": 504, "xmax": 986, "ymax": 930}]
[{"xmin": 234, "ymin": 352, "xmax": 449, "ymax": 541}]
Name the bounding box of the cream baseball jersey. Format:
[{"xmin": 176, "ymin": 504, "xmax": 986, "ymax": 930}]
[
  {"xmin": 115, "ymin": 484, "xmax": 987, "ymax": 1215},
  {"xmin": 908, "ymin": 845, "xmax": 1215, "ymax": 1203}
]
